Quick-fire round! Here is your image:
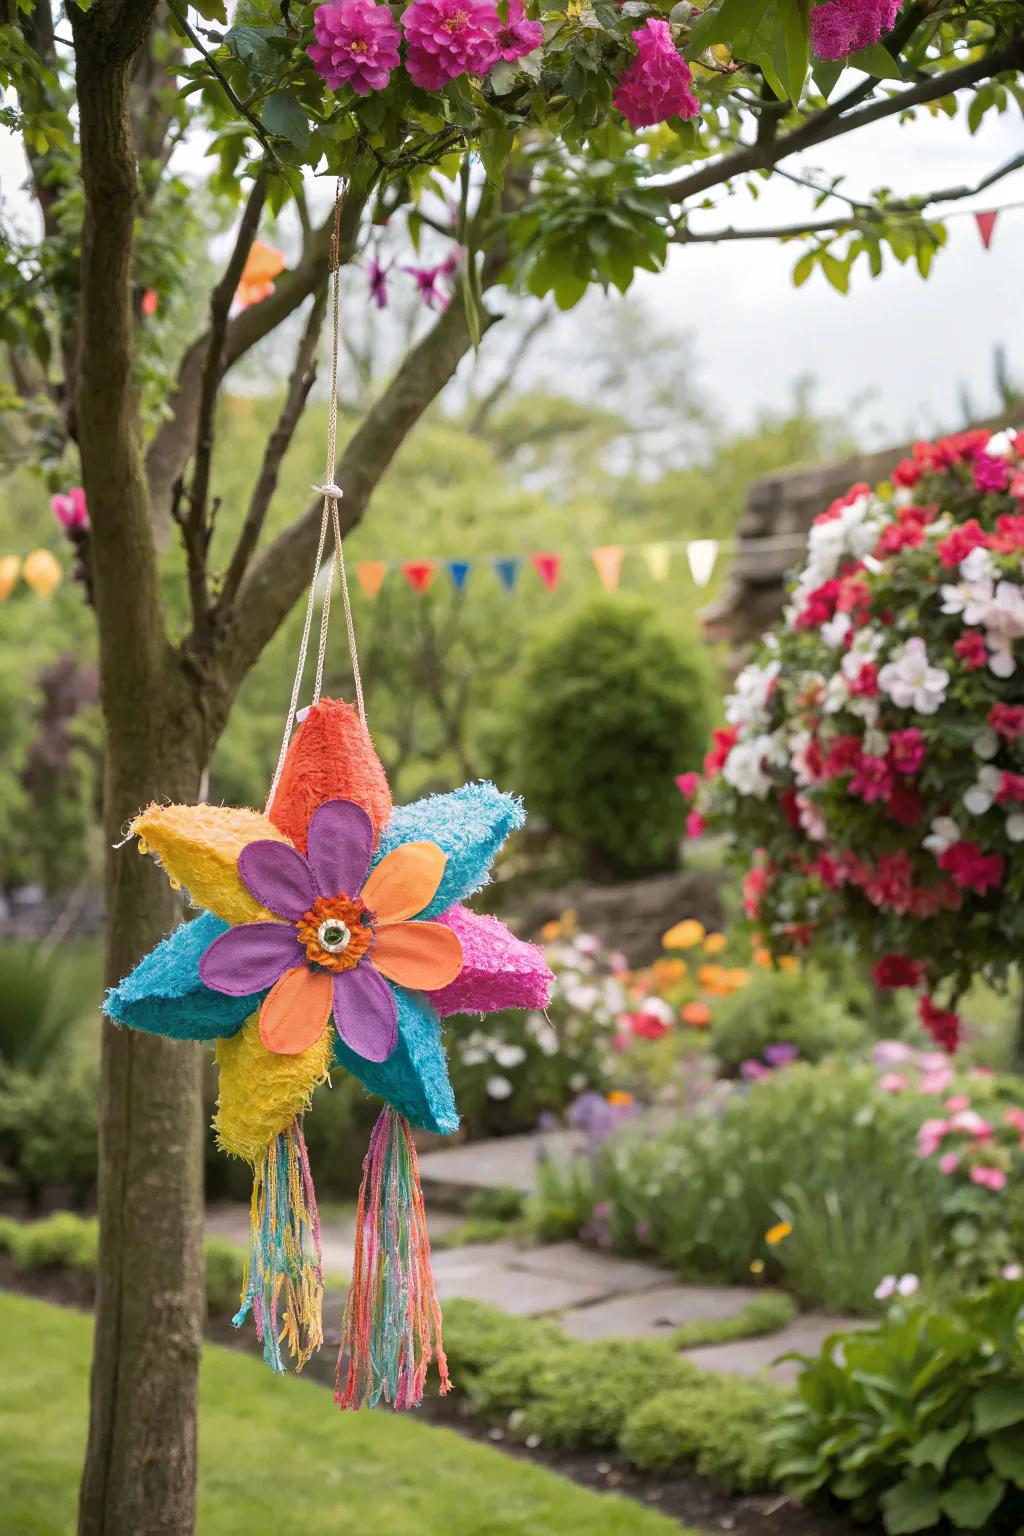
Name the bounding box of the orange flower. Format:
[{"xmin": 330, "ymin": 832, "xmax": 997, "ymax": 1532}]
[
  {"xmin": 703, "ymin": 932, "xmax": 728, "ymax": 955},
  {"xmin": 727, "ymin": 967, "xmax": 749, "ymax": 988},
  {"xmin": 539, "ymin": 920, "xmax": 562, "ymax": 941},
  {"xmin": 653, "ymin": 957, "xmax": 686, "ymax": 986},
  {"xmin": 607, "ymin": 1090, "xmax": 635, "ymax": 1107},
  {"xmin": 750, "ymin": 1259, "xmax": 765, "ymax": 1275},
  {"xmin": 697, "ymin": 963, "xmax": 730, "ymax": 992},
  {"xmin": 681, "ymin": 1000, "xmax": 711, "ymax": 1027},
  {"xmin": 753, "ymin": 946, "xmax": 773, "ymax": 968},
  {"xmin": 765, "ymin": 1221, "xmax": 793, "ymax": 1246},
  {"xmin": 236, "ymin": 241, "xmax": 286, "ymax": 307},
  {"xmin": 663, "ymin": 919, "xmax": 705, "ymax": 950},
  {"xmin": 778, "ymin": 955, "xmax": 800, "ymax": 973}
]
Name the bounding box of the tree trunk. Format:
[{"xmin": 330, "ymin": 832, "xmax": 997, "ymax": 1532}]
[{"xmin": 71, "ymin": 10, "xmax": 208, "ymax": 1534}]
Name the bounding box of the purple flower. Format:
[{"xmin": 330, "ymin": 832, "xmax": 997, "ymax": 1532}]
[
  {"xmin": 763, "ymin": 1041, "xmax": 799, "ymax": 1067},
  {"xmin": 612, "ymin": 19, "xmax": 700, "ymax": 129},
  {"xmin": 495, "ymin": 0, "xmax": 542, "ymax": 61},
  {"xmin": 403, "ymin": 263, "xmax": 450, "ymax": 310},
  {"xmin": 741, "ymin": 1059, "xmax": 770, "ymax": 1080},
  {"xmin": 402, "ymin": 0, "xmax": 501, "ymax": 89},
  {"xmin": 366, "ymin": 255, "xmax": 391, "ymax": 309},
  {"xmin": 811, "ymin": 0, "xmax": 901, "ymax": 61},
  {"xmin": 308, "ymin": 0, "xmax": 401, "ymax": 94}
]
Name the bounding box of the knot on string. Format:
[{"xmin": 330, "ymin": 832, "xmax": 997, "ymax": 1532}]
[{"xmin": 312, "ymin": 482, "xmax": 344, "ymax": 501}]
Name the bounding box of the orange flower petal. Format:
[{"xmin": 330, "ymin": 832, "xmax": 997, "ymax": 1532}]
[
  {"xmin": 361, "ymin": 842, "xmax": 446, "ymax": 925},
  {"xmin": 258, "ymin": 965, "xmax": 333, "ymax": 1056},
  {"xmin": 371, "ymin": 921, "xmax": 462, "ymax": 991}
]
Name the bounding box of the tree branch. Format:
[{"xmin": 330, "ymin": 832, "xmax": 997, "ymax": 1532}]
[
  {"xmin": 219, "ymin": 290, "xmax": 496, "ymax": 690},
  {"xmin": 176, "ymin": 173, "xmax": 267, "ymax": 638},
  {"xmin": 217, "ymin": 279, "xmax": 328, "ymax": 611},
  {"xmin": 145, "ymin": 191, "xmax": 365, "ymax": 521},
  {"xmin": 164, "ymin": 0, "xmax": 280, "ymax": 163},
  {"xmin": 659, "ymin": 40, "xmax": 1024, "ymax": 205}
]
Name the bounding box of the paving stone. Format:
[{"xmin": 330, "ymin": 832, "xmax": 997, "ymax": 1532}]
[
  {"xmin": 510, "ymin": 1242, "xmax": 668, "ymax": 1296},
  {"xmin": 434, "ymin": 1261, "xmax": 607, "ymax": 1316},
  {"xmin": 683, "ymin": 1313, "xmax": 867, "ymax": 1383},
  {"xmin": 558, "ymin": 1282, "xmax": 765, "ymax": 1341},
  {"xmin": 417, "ymin": 1128, "xmax": 586, "ymax": 1203}
]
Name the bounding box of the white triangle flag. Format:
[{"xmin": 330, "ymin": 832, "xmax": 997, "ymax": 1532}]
[{"xmin": 686, "ymin": 539, "xmax": 718, "ymax": 587}]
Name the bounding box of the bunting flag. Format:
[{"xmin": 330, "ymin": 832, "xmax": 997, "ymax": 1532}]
[
  {"xmin": 0, "ymin": 554, "xmax": 21, "ymax": 601},
  {"xmin": 402, "ymin": 560, "xmax": 436, "ymax": 594},
  {"xmin": 22, "ymin": 548, "xmax": 62, "ymax": 599},
  {"xmin": 686, "ymin": 539, "xmax": 719, "ymax": 588},
  {"xmin": 356, "ymin": 560, "xmax": 387, "ymax": 599},
  {"xmin": 447, "ymin": 559, "xmax": 471, "ymax": 591},
  {"xmin": 492, "ymin": 556, "xmax": 520, "ymax": 593},
  {"xmin": 643, "ymin": 543, "xmax": 671, "ymax": 582},
  {"xmin": 592, "ymin": 545, "xmax": 624, "ymax": 592},
  {"xmin": 974, "ymin": 210, "xmax": 998, "ymax": 250},
  {"xmin": 531, "ymin": 552, "xmax": 562, "ymax": 591}
]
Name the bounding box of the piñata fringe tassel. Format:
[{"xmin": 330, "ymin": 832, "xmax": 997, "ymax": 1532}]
[
  {"xmin": 336, "ymin": 1106, "xmax": 450, "ymax": 1410},
  {"xmin": 234, "ymin": 1117, "xmax": 324, "ymax": 1374}
]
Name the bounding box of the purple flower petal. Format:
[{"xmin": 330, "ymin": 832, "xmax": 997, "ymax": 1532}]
[
  {"xmin": 199, "ymin": 921, "xmax": 304, "ymax": 997},
  {"xmin": 307, "ymin": 798, "xmax": 374, "ymax": 900},
  {"xmin": 238, "ymin": 840, "xmax": 317, "ymax": 920},
  {"xmin": 332, "ymin": 962, "xmax": 398, "ymax": 1063}
]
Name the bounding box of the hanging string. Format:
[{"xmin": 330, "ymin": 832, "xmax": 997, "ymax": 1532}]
[{"xmin": 265, "ymin": 179, "xmax": 366, "ymax": 814}]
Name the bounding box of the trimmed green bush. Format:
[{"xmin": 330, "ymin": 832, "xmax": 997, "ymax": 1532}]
[
  {"xmin": 516, "ymin": 597, "xmax": 713, "ymax": 878},
  {"xmin": 622, "ymin": 1376, "xmax": 790, "ymax": 1490},
  {"xmin": 708, "ymin": 964, "xmax": 869, "ymax": 1073},
  {"xmin": 0, "ymin": 1056, "xmax": 99, "ymax": 1204},
  {"xmin": 441, "ymin": 1298, "xmax": 564, "ymax": 1395},
  {"xmin": 508, "ymin": 1341, "xmax": 699, "ymax": 1448}
]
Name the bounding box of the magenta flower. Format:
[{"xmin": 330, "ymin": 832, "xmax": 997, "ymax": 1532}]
[
  {"xmin": 403, "ymin": 263, "xmax": 450, "ymax": 310},
  {"xmin": 974, "ymin": 452, "xmax": 1010, "ymax": 494},
  {"xmin": 810, "ymin": 0, "xmax": 901, "ymax": 61},
  {"xmin": 613, "ymin": 19, "xmax": 700, "ymax": 129},
  {"xmin": 402, "ymin": 0, "xmax": 501, "ymax": 90},
  {"xmin": 51, "ymin": 487, "xmax": 88, "ymax": 531},
  {"xmin": 495, "ymin": 0, "xmax": 542, "ymax": 61},
  {"xmin": 308, "ymin": 0, "xmax": 402, "ymax": 94},
  {"xmin": 367, "ymin": 255, "xmax": 391, "ymax": 309}
]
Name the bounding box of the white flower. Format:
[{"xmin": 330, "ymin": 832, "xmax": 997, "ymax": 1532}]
[
  {"xmin": 573, "ymin": 933, "xmax": 601, "ymax": 957},
  {"xmin": 964, "ymin": 767, "xmax": 1001, "ymax": 816},
  {"xmin": 989, "ymin": 636, "xmax": 1016, "ymax": 678},
  {"xmin": 1007, "ymin": 814, "xmax": 1024, "ymax": 843},
  {"xmin": 973, "ymin": 727, "xmax": 999, "ymax": 760},
  {"xmin": 923, "ymin": 816, "xmax": 960, "ymax": 856},
  {"xmin": 461, "ymin": 1046, "xmax": 488, "ymax": 1067},
  {"xmin": 863, "ymin": 728, "xmax": 889, "ymax": 758},
  {"xmin": 874, "ymin": 1275, "xmax": 897, "ymax": 1300},
  {"xmin": 877, "ymin": 638, "xmax": 949, "ymax": 714},
  {"xmin": 1002, "ymin": 1262, "xmax": 1023, "ymax": 1280},
  {"xmin": 821, "ymin": 673, "xmax": 849, "ymax": 715},
  {"xmin": 568, "ymin": 1072, "xmax": 587, "ymax": 1092},
  {"xmin": 722, "ymin": 735, "xmax": 774, "ymax": 798},
  {"xmin": 986, "ymin": 581, "xmax": 1024, "ymax": 639},
  {"xmin": 495, "ymin": 1044, "xmax": 526, "ymax": 1069},
  {"xmin": 725, "ymin": 659, "xmax": 781, "ymax": 729},
  {"xmin": 896, "ymin": 1274, "xmax": 920, "ymax": 1297},
  {"xmin": 820, "ymin": 611, "xmax": 852, "ymax": 649},
  {"xmin": 564, "ymin": 982, "xmax": 600, "ymax": 1011},
  {"xmin": 985, "ymin": 429, "xmax": 1017, "ymax": 459},
  {"xmin": 960, "ymin": 546, "xmax": 994, "ymax": 583},
  {"xmin": 940, "ymin": 583, "xmax": 970, "ymax": 617},
  {"xmin": 797, "ymin": 794, "xmax": 826, "ymax": 842},
  {"xmin": 641, "ymin": 997, "xmax": 675, "ymax": 1025},
  {"xmin": 485, "ymin": 1075, "xmax": 513, "ymax": 1100},
  {"xmin": 789, "ymin": 730, "xmax": 816, "ymax": 787}
]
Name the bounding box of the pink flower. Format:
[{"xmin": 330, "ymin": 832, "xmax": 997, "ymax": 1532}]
[
  {"xmin": 919, "ymin": 1067, "xmax": 954, "ymax": 1096},
  {"xmin": 849, "ymin": 754, "xmax": 892, "ymax": 804},
  {"xmin": 974, "ymin": 453, "xmax": 1010, "ymax": 494},
  {"xmin": 308, "ymin": 0, "xmax": 401, "ymax": 93},
  {"xmin": 51, "ymin": 487, "xmax": 89, "ymax": 530},
  {"xmin": 402, "ymin": 0, "xmax": 500, "ymax": 88},
  {"xmin": 971, "ymin": 1165, "xmax": 1007, "ymax": 1191},
  {"xmin": 403, "ymin": 264, "xmax": 450, "ymax": 310},
  {"xmin": 874, "ymin": 1039, "xmax": 914, "ymax": 1065},
  {"xmin": 741, "ymin": 1059, "xmax": 770, "ymax": 1080},
  {"xmin": 872, "ymin": 953, "xmax": 923, "ymax": 990},
  {"xmin": 989, "ymin": 703, "xmax": 1024, "ymax": 740},
  {"xmin": 879, "ymin": 1073, "xmax": 907, "ymax": 1093},
  {"xmin": 916, "ymin": 1118, "xmax": 949, "ymax": 1158},
  {"xmin": 676, "ymin": 771, "xmax": 700, "ymax": 800},
  {"xmin": 811, "ymin": 0, "xmax": 901, "ymax": 60},
  {"xmin": 890, "ymin": 728, "xmax": 925, "ymax": 775},
  {"xmin": 997, "ymin": 771, "xmax": 1024, "ymax": 804},
  {"xmin": 937, "ymin": 841, "xmax": 1004, "ymax": 895},
  {"xmin": 494, "ymin": 0, "xmax": 542, "ymax": 61},
  {"xmin": 612, "ymin": 19, "xmax": 700, "ymax": 128},
  {"xmin": 937, "ymin": 1151, "xmax": 960, "ymax": 1175},
  {"xmin": 950, "ymin": 1109, "xmax": 992, "ymax": 1140},
  {"xmin": 944, "ymin": 1095, "xmax": 971, "ymax": 1113},
  {"xmin": 1003, "ymin": 1107, "xmax": 1024, "ymax": 1134},
  {"xmin": 366, "ymin": 255, "xmax": 391, "ymax": 309},
  {"xmin": 936, "ymin": 519, "xmax": 989, "ymax": 569},
  {"xmin": 955, "ymin": 630, "xmax": 988, "ymax": 670},
  {"xmin": 686, "ymin": 809, "xmax": 705, "ymax": 839}
]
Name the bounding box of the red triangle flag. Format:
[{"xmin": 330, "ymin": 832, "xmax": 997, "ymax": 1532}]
[
  {"xmin": 402, "ymin": 560, "xmax": 436, "ymax": 594},
  {"xmin": 531, "ymin": 552, "xmax": 562, "ymax": 591},
  {"xmin": 974, "ymin": 210, "xmax": 998, "ymax": 250}
]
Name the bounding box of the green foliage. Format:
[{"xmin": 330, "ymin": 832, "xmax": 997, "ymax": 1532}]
[
  {"xmin": 517, "ymin": 596, "xmax": 714, "ymax": 877},
  {"xmin": 708, "ymin": 963, "xmax": 870, "ymax": 1072},
  {"xmin": 621, "ymin": 1375, "xmax": 790, "ymax": 1490},
  {"xmin": 0, "ymin": 1055, "xmax": 99, "ymax": 1205},
  {"xmin": 203, "ymin": 1238, "xmax": 246, "ymax": 1315},
  {"xmin": 770, "ymin": 1280, "xmax": 1024, "ymax": 1534},
  {"xmin": 440, "ymin": 1297, "xmax": 566, "ymax": 1395},
  {"xmin": 668, "ymin": 1291, "xmax": 797, "ymax": 1349}
]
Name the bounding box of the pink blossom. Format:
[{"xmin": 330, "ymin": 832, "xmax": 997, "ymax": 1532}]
[
  {"xmin": 1003, "ymin": 1107, "xmax": 1024, "ymax": 1134},
  {"xmin": 676, "ymin": 771, "xmax": 700, "ymax": 800},
  {"xmin": 938, "ymin": 1151, "xmax": 960, "ymax": 1175},
  {"xmin": 919, "ymin": 1068, "xmax": 954, "ymax": 1096},
  {"xmin": 944, "ymin": 1095, "xmax": 971, "ymax": 1113},
  {"xmin": 51, "ymin": 487, "xmax": 89, "ymax": 530},
  {"xmin": 879, "ymin": 1073, "xmax": 907, "ymax": 1093},
  {"xmin": 889, "ymin": 727, "xmax": 925, "ymax": 775},
  {"xmin": 916, "ymin": 1118, "xmax": 949, "ymax": 1158},
  {"xmin": 874, "ymin": 1039, "xmax": 915, "ymax": 1066},
  {"xmin": 741, "ymin": 1059, "xmax": 770, "ymax": 1080},
  {"xmin": 366, "ymin": 255, "xmax": 391, "ymax": 309},
  {"xmin": 308, "ymin": 0, "xmax": 402, "ymax": 93},
  {"xmin": 613, "ymin": 19, "xmax": 700, "ymax": 128},
  {"xmin": 686, "ymin": 809, "xmax": 705, "ymax": 839},
  {"xmin": 811, "ymin": 0, "xmax": 901, "ymax": 61},
  {"xmin": 971, "ymin": 1165, "xmax": 1007, "ymax": 1191},
  {"xmin": 402, "ymin": 0, "xmax": 501, "ymax": 89},
  {"xmin": 974, "ymin": 452, "xmax": 1010, "ymax": 494},
  {"xmin": 950, "ymin": 1109, "xmax": 993, "ymax": 1140},
  {"xmin": 494, "ymin": 0, "xmax": 542, "ymax": 61},
  {"xmin": 403, "ymin": 264, "xmax": 450, "ymax": 310}
]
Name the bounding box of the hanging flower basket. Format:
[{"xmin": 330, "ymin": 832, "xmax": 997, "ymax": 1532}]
[{"xmin": 689, "ymin": 425, "xmax": 1024, "ymax": 1048}]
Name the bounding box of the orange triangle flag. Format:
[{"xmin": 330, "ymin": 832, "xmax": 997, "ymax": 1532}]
[
  {"xmin": 356, "ymin": 561, "xmax": 387, "ymax": 598},
  {"xmin": 402, "ymin": 560, "xmax": 436, "ymax": 594},
  {"xmin": 592, "ymin": 545, "xmax": 624, "ymax": 592},
  {"xmin": 974, "ymin": 210, "xmax": 998, "ymax": 250}
]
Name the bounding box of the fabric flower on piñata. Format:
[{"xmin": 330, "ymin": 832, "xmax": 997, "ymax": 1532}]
[{"xmin": 105, "ymin": 698, "xmax": 553, "ymax": 1407}]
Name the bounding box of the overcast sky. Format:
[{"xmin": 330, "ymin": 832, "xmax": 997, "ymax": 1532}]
[{"xmin": 2, "ymin": 83, "xmax": 1021, "ymax": 448}]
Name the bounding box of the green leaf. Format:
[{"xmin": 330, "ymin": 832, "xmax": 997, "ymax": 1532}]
[
  {"xmin": 260, "ymin": 91, "xmax": 310, "ymax": 151},
  {"xmin": 225, "ymin": 23, "xmax": 278, "ymax": 75},
  {"xmin": 791, "ymin": 249, "xmax": 815, "ymax": 287},
  {"xmin": 686, "ymin": 0, "xmax": 764, "ymax": 53},
  {"xmin": 820, "ymin": 251, "xmax": 849, "ymax": 293},
  {"xmin": 908, "ymin": 1424, "xmax": 969, "ymax": 1472},
  {"xmin": 880, "ymin": 1475, "xmax": 941, "ymax": 1535},
  {"xmin": 846, "ymin": 43, "xmax": 903, "ymax": 80},
  {"xmin": 771, "ymin": 0, "xmax": 809, "ymax": 104},
  {"xmin": 812, "ymin": 59, "xmax": 844, "ymax": 97},
  {"xmin": 988, "ymin": 1431, "xmax": 1024, "ymax": 1488},
  {"xmin": 938, "ymin": 1476, "xmax": 1006, "ymax": 1530},
  {"xmin": 974, "ymin": 1382, "xmax": 1024, "ymax": 1434}
]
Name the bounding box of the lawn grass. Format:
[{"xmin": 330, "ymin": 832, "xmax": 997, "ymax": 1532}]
[{"xmin": 0, "ymin": 1293, "xmax": 686, "ymax": 1536}]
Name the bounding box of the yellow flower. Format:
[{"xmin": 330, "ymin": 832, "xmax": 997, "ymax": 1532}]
[
  {"xmin": 607, "ymin": 1090, "xmax": 635, "ymax": 1107},
  {"xmin": 653, "ymin": 958, "xmax": 686, "ymax": 985},
  {"xmin": 765, "ymin": 1221, "xmax": 793, "ymax": 1246},
  {"xmin": 539, "ymin": 920, "xmax": 562, "ymax": 942},
  {"xmin": 727, "ymin": 968, "xmax": 749, "ymax": 989},
  {"xmin": 663, "ymin": 919, "xmax": 705, "ymax": 950},
  {"xmin": 703, "ymin": 932, "xmax": 728, "ymax": 955},
  {"xmin": 778, "ymin": 956, "xmax": 800, "ymax": 973},
  {"xmin": 750, "ymin": 1259, "xmax": 765, "ymax": 1275}
]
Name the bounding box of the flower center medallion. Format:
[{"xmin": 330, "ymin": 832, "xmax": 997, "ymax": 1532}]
[{"xmin": 297, "ymin": 894, "xmax": 373, "ymax": 973}]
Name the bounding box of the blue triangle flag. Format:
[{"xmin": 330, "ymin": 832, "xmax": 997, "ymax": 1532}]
[
  {"xmin": 447, "ymin": 559, "xmax": 471, "ymax": 591},
  {"xmin": 493, "ymin": 556, "xmax": 520, "ymax": 592}
]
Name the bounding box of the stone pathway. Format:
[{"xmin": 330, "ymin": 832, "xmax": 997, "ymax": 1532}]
[{"xmin": 417, "ymin": 1127, "xmax": 587, "ymax": 1203}]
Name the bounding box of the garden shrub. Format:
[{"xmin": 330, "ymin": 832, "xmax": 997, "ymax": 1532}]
[
  {"xmin": 668, "ymin": 1291, "xmax": 796, "ymax": 1348},
  {"xmin": 621, "ymin": 1375, "xmax": 790, "ymax": 1490},
  {"xmin": 770, "ymin": 1279, "xmax": 1024, "ymax": 1534},
  {"xmin": 441, "ymin": 1298, "xmax": 565, "ymax": 1395},
  {"xmin": 494, "ymin": 1340, "xmax": 694, "ymax": 1448},
  {"xmin": 516, "ymin": 597, "xmax": 713, "ymax": 878},
  {"xmin": 0, "ymin": 1055, "xmax": 99, "ymax": 1206},
  {"xmin": 708, "ymin": 963, "xmax": 869, "ymax": 1072}
]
